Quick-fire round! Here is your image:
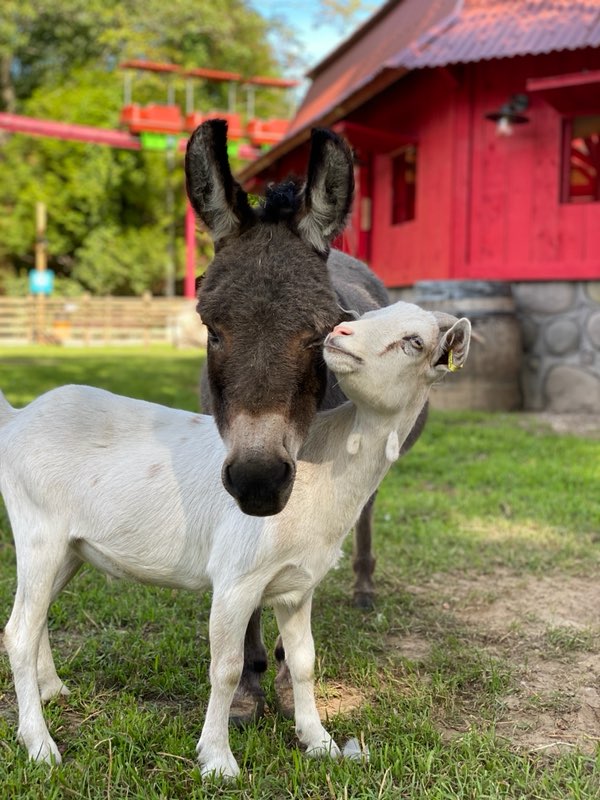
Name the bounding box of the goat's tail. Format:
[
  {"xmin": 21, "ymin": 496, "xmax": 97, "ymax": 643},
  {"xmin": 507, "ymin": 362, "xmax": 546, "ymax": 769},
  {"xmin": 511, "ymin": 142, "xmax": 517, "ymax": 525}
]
[{"xmin": 0, "ymin": 391, "xmax": 16, "ymax": 427}]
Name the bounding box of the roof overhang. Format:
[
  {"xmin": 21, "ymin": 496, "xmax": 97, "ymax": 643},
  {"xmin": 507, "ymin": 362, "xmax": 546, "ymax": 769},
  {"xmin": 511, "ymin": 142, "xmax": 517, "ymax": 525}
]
[
  {"xmin": 332, "ymin": 121, "xmax": 417, "ymax": 153},
  {"xmin": 526, "ymin": 70, "xmax": 600, "ymax": 115},
  {"xmin": 237, "ymin": 65, "xmax": 407, "ymax": 183}
]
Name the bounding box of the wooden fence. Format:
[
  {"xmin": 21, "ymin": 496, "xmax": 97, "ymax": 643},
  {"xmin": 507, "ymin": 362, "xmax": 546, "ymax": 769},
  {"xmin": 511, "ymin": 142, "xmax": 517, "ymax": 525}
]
[{"xmin": 0, "ymin": 294, "xmax": 207, "ymax": 347}]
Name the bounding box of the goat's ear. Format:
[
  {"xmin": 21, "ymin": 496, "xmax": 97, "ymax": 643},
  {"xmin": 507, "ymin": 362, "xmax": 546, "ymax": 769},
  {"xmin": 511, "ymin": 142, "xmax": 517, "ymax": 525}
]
[
  {"xmin": 296, "ymin": 129, "xmax": 354, "ymax": 255},
  {"xmin": 185, "ymin": 119, "xmax": 254, "ymax": 244},
  {"xmin": 430, "ymin": 317, "xmax": 472, "ymax": 379}
]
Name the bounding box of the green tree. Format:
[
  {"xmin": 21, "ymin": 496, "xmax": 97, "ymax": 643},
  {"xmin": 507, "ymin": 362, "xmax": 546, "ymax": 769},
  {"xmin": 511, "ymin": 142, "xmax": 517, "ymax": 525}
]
[
  {"xmin": 0, "ymin": 0, "xmax": 292, "ymax": 296},
  {"xmin": 317, "ymin": 0, "xmax": 377, "ymax": 34}
]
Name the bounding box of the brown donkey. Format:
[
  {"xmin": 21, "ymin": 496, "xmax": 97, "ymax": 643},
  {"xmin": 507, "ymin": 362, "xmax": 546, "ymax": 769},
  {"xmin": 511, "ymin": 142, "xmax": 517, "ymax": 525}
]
[{"xmin": 185, "ymin": 120, "xmax": 427, "ymax": 721}]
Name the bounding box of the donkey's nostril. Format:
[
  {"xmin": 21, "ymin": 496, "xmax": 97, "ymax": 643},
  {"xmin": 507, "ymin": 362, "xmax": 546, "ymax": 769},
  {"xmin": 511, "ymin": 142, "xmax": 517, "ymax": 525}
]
[
  {"xmin": 222, "ymin": 457, "xmax": 295, "ymax": 516},
  {"xmin": 223, "ymin": 463, "xmax": 235, "ymax": 495}
]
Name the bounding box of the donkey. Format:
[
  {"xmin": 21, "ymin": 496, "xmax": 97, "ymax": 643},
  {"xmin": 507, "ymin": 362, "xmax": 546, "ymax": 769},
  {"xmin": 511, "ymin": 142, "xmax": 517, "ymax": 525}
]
[{"xmin": 185, "ymin": 120, "xmax": 428, "ymax": 721}]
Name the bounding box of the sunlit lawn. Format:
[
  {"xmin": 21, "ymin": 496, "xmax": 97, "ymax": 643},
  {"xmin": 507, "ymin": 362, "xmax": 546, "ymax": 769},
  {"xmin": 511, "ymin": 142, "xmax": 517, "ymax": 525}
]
[{"xmin": 0, "ymin": 345, "xmax": 599, "ymax": 798}]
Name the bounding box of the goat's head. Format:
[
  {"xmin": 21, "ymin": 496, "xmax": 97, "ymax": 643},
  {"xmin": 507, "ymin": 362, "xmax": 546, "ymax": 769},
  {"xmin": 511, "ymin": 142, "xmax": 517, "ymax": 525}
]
[
  {"xmin": 185, "ymin": 119, "xmax": 354, "ymax": 516},
  {"xmin": 324, "ymin": 301, "xmax": 471, "ymax": 413}
]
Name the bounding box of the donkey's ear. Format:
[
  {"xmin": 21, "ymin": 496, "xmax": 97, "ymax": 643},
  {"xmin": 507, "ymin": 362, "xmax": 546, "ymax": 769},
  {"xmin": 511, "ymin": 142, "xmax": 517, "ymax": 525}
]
[
  {"xmin": 430, "ymin": 318, "xmax": 472, "ymax": 379},
  {"xmin": 185, "ymin": 119, "xmax": 254, "ymax": 244},
  {"xmin": 296, "ymin": 129, "xmax": 354, "ymax": 254}
]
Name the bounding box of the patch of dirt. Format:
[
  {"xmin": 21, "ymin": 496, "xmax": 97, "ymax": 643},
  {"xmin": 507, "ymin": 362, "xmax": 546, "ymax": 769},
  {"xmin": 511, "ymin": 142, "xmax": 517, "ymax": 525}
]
[
  {"xmin": 399, "ymin": 571, "xmax": 600, "ymax": 754},
  {"xmin": 316, "ymin": 680, "xmax": 367, "ymax": 722}
]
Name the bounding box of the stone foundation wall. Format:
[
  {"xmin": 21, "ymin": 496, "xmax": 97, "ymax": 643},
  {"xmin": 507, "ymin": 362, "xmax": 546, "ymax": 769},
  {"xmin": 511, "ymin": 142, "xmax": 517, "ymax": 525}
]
[{"xmin": 512, "ymin": 281, "xmax": 600, "ymax": 413}]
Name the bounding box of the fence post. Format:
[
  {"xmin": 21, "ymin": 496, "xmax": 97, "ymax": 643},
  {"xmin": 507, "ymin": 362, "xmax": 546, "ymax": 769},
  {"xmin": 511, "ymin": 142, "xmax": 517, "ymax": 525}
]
[
  {"xmin": 143, "ymin": 291, "xmax": 151, "ymax": 347},
  {"xmin": 83, "ymin": 293, "xmax": 91, "ymax": 346},
  {"xmin": 33, "ymin": 201, "xmax": 48, "ymax": 341},
  {"xmin": 103, "ymin": 296, "xmax": 113, "ymax": 345}
]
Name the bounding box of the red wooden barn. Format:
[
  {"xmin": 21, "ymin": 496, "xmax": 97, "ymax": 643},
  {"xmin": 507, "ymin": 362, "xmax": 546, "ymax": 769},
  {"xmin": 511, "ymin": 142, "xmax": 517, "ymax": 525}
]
[{"xmin": 240, "ymin": 0, "xmax": 600, "ymax": 413}]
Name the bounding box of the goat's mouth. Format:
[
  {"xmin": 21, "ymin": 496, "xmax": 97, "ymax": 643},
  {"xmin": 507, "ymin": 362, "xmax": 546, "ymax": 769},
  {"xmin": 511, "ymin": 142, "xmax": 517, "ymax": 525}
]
[{"xmin": 323, "ymin": 341, "xmax": 363, "ymax": 372}]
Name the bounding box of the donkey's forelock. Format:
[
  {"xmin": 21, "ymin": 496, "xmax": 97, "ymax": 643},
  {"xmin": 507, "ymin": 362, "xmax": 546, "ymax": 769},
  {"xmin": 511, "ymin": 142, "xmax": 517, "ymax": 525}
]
[{"xmin": 258, "ymin": 179, "xmax": 302, "ymax": 224}]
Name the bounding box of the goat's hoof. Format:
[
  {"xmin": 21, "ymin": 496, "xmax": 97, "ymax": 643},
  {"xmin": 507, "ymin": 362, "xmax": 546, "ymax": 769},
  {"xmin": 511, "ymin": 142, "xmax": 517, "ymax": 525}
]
[
  {"xmin": 306, "ymin": 736, "xmax": 341, "ymax": 760},
  {"xmin": 229, "ymin": 686, "xmax": 265, "ymax": 727},
  {"xmin": 21, "ymin": 735, "xmax": 62, "ymax": 764},
  {"xmin": 39, "ymin": 679, "xmax": 70, "ymax": 703},
  {"xmin": 342, "ymin": 737, "xmax": 370, "ymax": 763},
  {"xmin": 353, "ymin": 591, "xmax": 375, "ymax": 610},
  {"xmin": 197, "ymin": 745, "xmax": 240, "ymax": 780}
]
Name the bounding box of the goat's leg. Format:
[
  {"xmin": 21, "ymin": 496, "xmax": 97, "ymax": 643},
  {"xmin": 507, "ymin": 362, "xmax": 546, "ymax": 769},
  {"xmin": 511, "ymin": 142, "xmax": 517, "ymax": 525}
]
[
  {"xmin": 4, "ymin": 533, "xmax": 71, "ymax": 763},
  {"xmin": 229, "ymin": 607, "xmax": 267, "ymax": 726},
  {"xmin": 352, "ymin": 491, "xmax": 377, "ymax": 609},
  {"xmin": 197, "ymin": 592, "xmax": 257, "ymax": 779},
  {"xmin": 274, "ymin": 595, "xmax": 340, "ymax": 759},
  {"xmin": 37, "ymin": 553, "xmax": 82, "ymax": 702}
]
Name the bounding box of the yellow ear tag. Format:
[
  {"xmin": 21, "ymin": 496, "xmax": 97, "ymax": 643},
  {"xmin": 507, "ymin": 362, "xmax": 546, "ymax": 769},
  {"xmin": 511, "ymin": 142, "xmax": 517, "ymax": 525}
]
[{"xmin": 448, "ymin": 348, "xmax": 462, "ymax": 373}]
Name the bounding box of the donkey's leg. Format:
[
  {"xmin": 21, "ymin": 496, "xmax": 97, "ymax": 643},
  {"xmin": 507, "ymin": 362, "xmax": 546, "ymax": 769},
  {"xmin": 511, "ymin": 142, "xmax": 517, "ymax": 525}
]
[
  {"xmin": 197, "ymin": 590, "xmax": 258, "ymax": 779},
  {"xmin": 37, "ymin": 553, "xmax": 83, "ymax": 702},
  {"xmin": 274, "ymin": 635, "xmax": 294, "ymax": 719},
  {"xmin": 5, "ymin": 527, "xmax": 72, "ymax": 763},
  {"xmin": 274, "ymin": 595, "xmax": 340, "ymax": 759},
  {"xmin": 352, "ymin": 491, "xmax": 377, "ymax": 609},
  {"xmin": 229, "ymin": 607, "xmax": 267, "ymax": 725}
]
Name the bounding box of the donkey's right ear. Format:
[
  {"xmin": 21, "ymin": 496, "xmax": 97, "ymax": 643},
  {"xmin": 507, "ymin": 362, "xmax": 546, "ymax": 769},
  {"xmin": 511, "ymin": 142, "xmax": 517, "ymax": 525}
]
[
  {"xmin": 297, "ymin": 128, "xmax": 354, "ymax": 255},
  {"xmin": 185, "ymin": 119, "xmax": 255, "ymax": 244}
]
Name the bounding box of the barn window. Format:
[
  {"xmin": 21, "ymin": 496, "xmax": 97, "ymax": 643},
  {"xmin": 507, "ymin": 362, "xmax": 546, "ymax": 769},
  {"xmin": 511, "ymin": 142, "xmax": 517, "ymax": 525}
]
[
  {"xmin": 562, "ymin": 115, "xmax": 600, "ymax": 203},
  {"xmin": 391, "ymin": 145, "xmax": 417, "ymax": 224}
]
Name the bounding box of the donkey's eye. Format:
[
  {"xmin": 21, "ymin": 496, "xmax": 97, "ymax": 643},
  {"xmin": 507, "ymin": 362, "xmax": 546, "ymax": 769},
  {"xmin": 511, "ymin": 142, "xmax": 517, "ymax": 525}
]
[
  {"xmin": 206, "ymin": 327, "xmax": 222, "ymax": 347},
  {"xmin": 304, "ymin": 334, "xmax": 325, "ymax": 350}
]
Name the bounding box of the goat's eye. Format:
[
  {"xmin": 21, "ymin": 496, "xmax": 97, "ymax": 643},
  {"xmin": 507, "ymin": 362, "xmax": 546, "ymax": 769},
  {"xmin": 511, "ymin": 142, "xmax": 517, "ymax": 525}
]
[{"xmin": 405, "ymin": 335, "xmax": 424, "ymax": 351}]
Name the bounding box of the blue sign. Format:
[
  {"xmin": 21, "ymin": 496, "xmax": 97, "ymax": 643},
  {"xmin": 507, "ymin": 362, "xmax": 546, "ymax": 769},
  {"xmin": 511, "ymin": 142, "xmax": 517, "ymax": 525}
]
[{"xmin": 29, "ymin": 269, "xmax": 54, "ymax": 295}]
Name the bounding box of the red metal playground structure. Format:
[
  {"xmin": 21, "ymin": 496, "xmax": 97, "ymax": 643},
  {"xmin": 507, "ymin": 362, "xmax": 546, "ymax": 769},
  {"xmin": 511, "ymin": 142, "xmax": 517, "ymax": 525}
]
[{"xmin": 0, "ymin": 60, "xmax": 298, "ymax": 299}]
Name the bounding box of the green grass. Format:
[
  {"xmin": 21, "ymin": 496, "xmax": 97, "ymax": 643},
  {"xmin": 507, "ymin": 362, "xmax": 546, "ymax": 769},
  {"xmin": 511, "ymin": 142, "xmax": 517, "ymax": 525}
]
[{"xmin": 1, "ymin": 346, "xmax": 600, "ymax": 798}]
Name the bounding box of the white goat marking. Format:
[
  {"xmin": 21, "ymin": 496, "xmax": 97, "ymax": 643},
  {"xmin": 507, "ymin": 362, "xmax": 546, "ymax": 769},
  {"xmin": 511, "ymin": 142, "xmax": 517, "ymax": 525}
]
[
  {"xmin": 385, "ymin": 430, "xmax": 400, "ymax": 462},
  {"xmin": 0, "ymin": 301, "xmax": 470, "ymax": 778}
]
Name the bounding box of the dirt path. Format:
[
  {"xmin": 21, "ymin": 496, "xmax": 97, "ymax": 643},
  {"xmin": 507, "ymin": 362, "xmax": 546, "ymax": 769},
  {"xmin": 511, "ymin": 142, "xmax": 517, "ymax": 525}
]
[{"xmin": 400, "ymin": 571, "xmax": 600, "ymax": 754}]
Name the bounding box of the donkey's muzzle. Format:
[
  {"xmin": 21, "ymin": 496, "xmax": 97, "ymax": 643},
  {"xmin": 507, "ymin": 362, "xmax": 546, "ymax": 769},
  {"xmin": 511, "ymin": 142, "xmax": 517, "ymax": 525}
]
[{"xmin": 223, "ymin": 456, "xmax": 295, "ymax": 516}]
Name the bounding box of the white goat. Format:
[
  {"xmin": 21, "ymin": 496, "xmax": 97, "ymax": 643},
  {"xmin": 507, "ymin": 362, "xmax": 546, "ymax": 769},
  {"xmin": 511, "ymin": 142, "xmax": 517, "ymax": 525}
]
[{"xmin": 1, "ymin": 301, "xmax": 470, "ymax": 777}]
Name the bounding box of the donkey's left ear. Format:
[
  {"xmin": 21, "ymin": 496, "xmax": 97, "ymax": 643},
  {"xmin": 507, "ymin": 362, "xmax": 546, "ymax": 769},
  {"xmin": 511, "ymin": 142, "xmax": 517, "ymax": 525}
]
[
  {"xmin": 430, "ymin": 318, "xmax": 472, "ymax": 378},
  {"xmin": 296, "ymin": 128, "xmax": 354, "ymax": 255}
]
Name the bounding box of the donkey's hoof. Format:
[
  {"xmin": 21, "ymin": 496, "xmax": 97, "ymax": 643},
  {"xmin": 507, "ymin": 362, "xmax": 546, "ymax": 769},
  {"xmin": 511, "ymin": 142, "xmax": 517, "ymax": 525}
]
[
  {"xmin": 229, "ymin": 686, "xmax": 265, "ymax": 727},
  {"xmin": 353, "ymin": 591, "xmax": 375, "ymax": 610}
]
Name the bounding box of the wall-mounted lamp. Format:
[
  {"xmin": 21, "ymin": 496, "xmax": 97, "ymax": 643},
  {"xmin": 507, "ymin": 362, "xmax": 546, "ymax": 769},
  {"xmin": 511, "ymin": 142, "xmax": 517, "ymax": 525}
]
[{"xmin": 484, "ymin": 93, "xmax": 529, "ymax": 136}]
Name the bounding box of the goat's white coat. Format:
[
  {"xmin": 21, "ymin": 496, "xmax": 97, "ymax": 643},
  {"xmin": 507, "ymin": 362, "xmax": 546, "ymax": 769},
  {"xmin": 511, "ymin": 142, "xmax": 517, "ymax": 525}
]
[{"xmin": 0, "ymin": 301, "xmax": 470, "ymax": 776}]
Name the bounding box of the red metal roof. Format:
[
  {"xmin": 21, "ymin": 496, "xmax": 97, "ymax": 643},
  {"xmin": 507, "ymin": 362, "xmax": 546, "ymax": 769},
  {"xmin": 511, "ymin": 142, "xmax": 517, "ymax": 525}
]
[
  {"xmin": 240, "ymin": 0, "xmax": 600, "ymax": 181},
  {"xmin": 393, "ymin": 0, "xmax": 600, "ymax": 70}
]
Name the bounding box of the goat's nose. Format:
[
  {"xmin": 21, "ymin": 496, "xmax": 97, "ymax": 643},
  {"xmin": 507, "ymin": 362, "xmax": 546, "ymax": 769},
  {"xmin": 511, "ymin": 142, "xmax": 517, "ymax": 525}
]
[{"xmin": 331, "ymin": 323, "xmax": 354, "ymax": 337}]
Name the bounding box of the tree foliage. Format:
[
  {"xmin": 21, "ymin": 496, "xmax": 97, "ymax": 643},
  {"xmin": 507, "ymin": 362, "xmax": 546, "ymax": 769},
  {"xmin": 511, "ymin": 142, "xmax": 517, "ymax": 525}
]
[
  {"xmin": 317, "ymin": 0, "xmax": 377, "ymax": 34},
  {"xmin": 0, "ymin": 0, "xmax": 291, "ymax": 295}
]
